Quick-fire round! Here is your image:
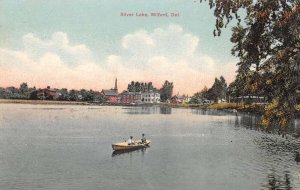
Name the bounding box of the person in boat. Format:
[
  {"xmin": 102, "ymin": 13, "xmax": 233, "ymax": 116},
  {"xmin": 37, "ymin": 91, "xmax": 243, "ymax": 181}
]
[
  {"xmin": 128, "ymin": 136, "xmax": 134, "ymax": 145},
  {"xmin": 141, "ymin": 133, "xmax": 146, "ymax": 143}
]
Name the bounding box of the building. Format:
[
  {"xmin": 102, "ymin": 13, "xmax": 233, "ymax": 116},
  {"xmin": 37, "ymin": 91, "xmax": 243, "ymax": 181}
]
[
  {"xmin": 169, "ymin": 95, "xmax": 190, "ymax": 104},
  {"xmin": 170, "ymin": 96, "xmax": 182, "ymax": 104},
  {"xmin": 37, "ymin": 86, "xmax": 61, "ymax": 100},
  {"xmin": 118, "ymin": 91, "xmax": 142, "ymax": 104},
  {"xmin": 232, "ymin": 95, "xmax": 266, "ymax": 104},
  {"xmin": 101, "ymin": 89, "xmax": 118, "ymax": 103},
  {"xmin": 101, "ymin": 78, "xmax": 118, "ymax": 103},
  {"xmin": 179, "ymin": 95, "xmax": 191, "ymax": 104},
  {"xmin": 217, "ymin": 98, "xmax": 226, "ymax": 103},
  {"xmin": 141, "ymin": 91, "xmax": 160, "ymax": 103}
]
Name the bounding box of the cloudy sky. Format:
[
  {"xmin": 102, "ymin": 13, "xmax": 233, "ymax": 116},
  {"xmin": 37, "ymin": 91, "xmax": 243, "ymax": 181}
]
[{"xmin": 0, "ymin": 0, "xmax": 238, "ymax": 95}]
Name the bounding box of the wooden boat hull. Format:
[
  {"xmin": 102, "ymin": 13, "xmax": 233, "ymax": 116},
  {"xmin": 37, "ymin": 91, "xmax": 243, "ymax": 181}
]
[
  {"xmin": 112, "ymin": 140, "xmax": 151, "ymax": 151},
  {"xmin": 112, "ymin": 148, "xmax": 147, "ymax": 156}
]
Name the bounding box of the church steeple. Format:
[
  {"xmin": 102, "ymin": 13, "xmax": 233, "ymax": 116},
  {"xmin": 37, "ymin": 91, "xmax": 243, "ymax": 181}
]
[{"xmin": 114, "ymin": 78, "xmax": 118, "ymax": 93}]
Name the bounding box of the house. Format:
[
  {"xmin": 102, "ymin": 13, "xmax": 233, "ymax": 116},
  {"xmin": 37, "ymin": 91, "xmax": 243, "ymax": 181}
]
[
  {"xmin": 233, "ymin": 95, "xmax": 266, "ymax": 104},
  {"xmin": 118, "ymin": 91, "xmax": 142, "ymax": 104},
  {"xmin": 141, "ymin": 91, "xmax": 160, "ymax": 103},
  {"xmin": 179, "ymin": 95, "xmax": 191, "ymax": 104},
  {"xmin": 170, "ymin": 96, "xmax": 182, "ymax": 104},
  {"xmin": 37, "ymin": 86, "xmax": 61, "ymax": 100},
  {"xmin": 169, "ymin": 94, "xmax": 190, "ymax": 104},
  {"xmin": 101, "ymin": 89, "xmax": 118, "ymax": 103},
  {"xmin": 217, "ymin": 98, "xmax": 226, "ymax": 103},
  {"xmin": 101, "ymin": 78, "xmax": 118, "ymax": 103}
]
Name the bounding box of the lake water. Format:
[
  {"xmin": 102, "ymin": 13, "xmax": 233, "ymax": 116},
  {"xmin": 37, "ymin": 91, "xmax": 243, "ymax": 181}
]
[{"xmin": 0, "ymin": 103, "xmax": 300, "ymax": 190}]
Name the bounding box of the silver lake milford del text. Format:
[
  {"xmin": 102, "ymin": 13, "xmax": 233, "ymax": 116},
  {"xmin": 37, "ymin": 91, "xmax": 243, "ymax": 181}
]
[{"xmin": 120, "ymin": 12, "xmax": 180, "ymax": 17}]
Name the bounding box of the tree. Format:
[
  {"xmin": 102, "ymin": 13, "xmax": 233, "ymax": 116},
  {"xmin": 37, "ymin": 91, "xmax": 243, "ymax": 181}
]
[
  {"xmin": 93, "ymin": 91, "xmax": 106, "ymax": 102},
  {"xmin": 80, "ymin": 89, "xmax": 93, "ymax": 101},
  {"xmin": 0, "ymin": 87, "xmax": 5, "ymax": 99},
  {"xmin": 206, "ymin": 76, "xmax": 227, "ymax": 102},
  {"xmin": 201, "ymin": 0, "xmax": 300, "ymax": 128},
  {"xmin": 127, "ymin": 81, "xmax": 155, "ymax": 92},
  {"xmin": 29, "ymin": 90, "xmax": 38, "ymax": 100},
  {"xmin": 58, "ymin": 88, "xmax": 69, "ymax": 101},
  {"xmin": 219, "ymin": 76, "xmax": 227, "ymax": 100},
  {"xmin": 19, "ymin": 83, "xmax": 28, "ymax": 93},
  {"xmin": 201, "ymin": 86, "xmax": 208, "ymax": 99},
  {"xmin": 69, "ymin": 89, "xmax": 79, "ymax": 101},
  {"xmin": 147, "ymin": 82, "xmax": 153, "ymax": 91},
  {"xmin": 19, "ymin": 82, "xmax": 29, "ymax": 99},
  {"xmin": 190, "ymin": 86, "xmax": 209, "ymax": 104},
  {"xmin": 134, "ymin": 82, "xmax": 141, "ymax": 92},
  {"xmin": 4, "ymin": 86, "xmax": 21, "ymax": 99},
  {"xmin": 160, "ymin": 80, "xmax": 173, "ymax": 102},
  {"xmin": 128, "ymin": 81, "xmax": 135, "ymax": 92}
]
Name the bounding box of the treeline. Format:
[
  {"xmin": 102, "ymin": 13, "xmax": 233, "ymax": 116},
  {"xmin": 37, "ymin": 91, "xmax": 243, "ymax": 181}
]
[
  {"xmin": 51, "ymin": 89, "xmax": 105, "ymax": 102},
  {"xmin": 191, "ymin": 76, "xmax": 227, "ymax": 104},
  {"xmin": 0, "ymin": 83, "xmax": 106, "ymax": 102},
  {"xmin": 0, "ymin": 83, "xmax": 37, "ymax": 100},
  {"xmin": 127, "ymin": 81, "xmax": 156, "ymax": 93},
  {"xmin": 127, "ymin": 80, "xmax": 173, "ymax": 102}
]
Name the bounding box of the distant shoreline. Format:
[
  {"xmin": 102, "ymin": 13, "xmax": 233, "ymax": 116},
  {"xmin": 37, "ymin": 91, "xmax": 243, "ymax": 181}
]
[
  {"xmin": 1, "ymin": 99, "xmax": 299, "ymax": 116},
  {"xmin": 0, "ymin": 99, "xmax": 261, "ymax": 113},
  {"xmin": 0, "ymin": 99, "xmax": 90, "ymax": 105}
]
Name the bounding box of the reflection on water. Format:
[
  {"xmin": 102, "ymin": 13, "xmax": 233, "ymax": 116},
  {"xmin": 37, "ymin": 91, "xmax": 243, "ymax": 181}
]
[
  {"xmin": 112, "ymin": 147, "xmax": 148, "ymax": 157},
  {"xmin": 159, "ymin": 106, "xmax": 172, "ymax": 114},
  {"xmin": 22, "ymin": 107, "xmax": 65, "ymax": 110},
  {"xmin": 234, "ymin": 112, "xmax": 300, "ymax": 138},
  {"xmin": 190, "ymin": 108, "xmax": 300, "ymax": 190},
  {"xmin": 232, "ymin": 112, "xmax": 300, "ymax": 190},
  {"xmin": 124, "ymin": 106, "xmax": 172, "ymax": 115},
  {"xmin": 0, "ymin": 104, "xmax": 300, "ymax": 190},
  {"xmin": 125, "ymin": 106, "xmax": 159, "ymax": 114},
  {"xmin": 263, "ymin": 171, "xmax": 292, "ymax": 190},
  {"xmin": 191, "ymin": 108, "xmax": 231, "ymax": 116}
]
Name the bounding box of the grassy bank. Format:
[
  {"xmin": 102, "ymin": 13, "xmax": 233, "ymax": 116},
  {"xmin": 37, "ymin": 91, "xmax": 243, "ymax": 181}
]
[
  {"xmin": 159, "ymin": 102, "xmax": 265, "ymax": 114},
  {"xmin": 159, "ymin": 102, "xmax": 207, "ymax": 108},
  {"xmin": 0, "ymin": 99, "xmax": 90, "ymax": 105},
  {"xmin": 207, "ymin": 102, "xmax": 265, "ymax": 114},
  {"xmin": 1, "ymin": 99, "xmax": 299, "ymax": 115},
  {"xmin": 208, "ymin": 102, "xmax": 300, "ymax": 115}
]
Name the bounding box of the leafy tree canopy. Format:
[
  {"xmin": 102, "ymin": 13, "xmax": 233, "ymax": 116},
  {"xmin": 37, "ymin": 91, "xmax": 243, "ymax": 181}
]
[
  {"xmin": 127, "ymin": 81, "xmax": 155, "ymax": 92},
  {"xmin": 160, "ymin": 80, "xmax": 174, "ymax": 102},
  {"xmin": 201, "ymin": 0, "xmax": 300, "ymax": 128}
]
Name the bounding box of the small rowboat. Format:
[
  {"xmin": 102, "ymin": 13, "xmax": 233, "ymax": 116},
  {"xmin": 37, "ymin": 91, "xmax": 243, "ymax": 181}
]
[{"xmin": 112, "ymin": 140, "xmax": 151, "ymax": 151}]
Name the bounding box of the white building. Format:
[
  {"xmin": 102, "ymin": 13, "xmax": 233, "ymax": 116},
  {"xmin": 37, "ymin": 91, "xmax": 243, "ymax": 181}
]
[{"xmin": 141, "ymin": 91, "xmax": 160, "ymax": 103}]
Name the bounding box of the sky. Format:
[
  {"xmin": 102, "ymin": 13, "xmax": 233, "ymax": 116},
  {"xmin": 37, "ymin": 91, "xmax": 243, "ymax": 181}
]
[{"xmin": 0, "ymin": 0, "xmax": 238, "ymax": 95}]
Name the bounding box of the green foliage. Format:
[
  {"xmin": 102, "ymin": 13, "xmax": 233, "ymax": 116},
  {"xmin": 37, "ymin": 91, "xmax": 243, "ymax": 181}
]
[
  {"xmin": 0, "ymin": 83, "xmax": 106, "ymax": 103},
  {"xmin": 201, "ymin": 0, "xmax": 300, "ymax": 128},
  {"xmin": 296, "ymin": 104, "xmax": 300, "ymax": 111},
  {"xmin": 19, "ymin": 83, "xmax": 28, "ymax": 94},
  {"xmin": 207, "ymin": 102, "xmax": 265, "ymax": 115},
  {"xmin": 191, "ymin": 77, "xmax": 227, "ymax": 104},
  {"xmin": 190, "ymin": 86, "xmax": 209, "ymax": 104},
  {"xmin": 127, "ymin": 81, "xmax": 155, "ymax": 92},
  {"xmin": 260, "ymin": 99, "xmax": 291, "ymax": 128},
  {"xmin": 208, "ymin": 102, "xmax": 241, "ymax": 110},
  {"xmin": 207, "ymin": 76, "xmax": 227, "ymax": 102},
  {"xmin": 160, "ymin": 80, "xmax": 174, "ymax": 102}
]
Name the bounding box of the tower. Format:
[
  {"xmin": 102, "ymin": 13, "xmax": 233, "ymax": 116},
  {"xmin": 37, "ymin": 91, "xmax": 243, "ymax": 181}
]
[{"xmin": 114, "ymin": 78, "xmax": 118, "ymax": 93}]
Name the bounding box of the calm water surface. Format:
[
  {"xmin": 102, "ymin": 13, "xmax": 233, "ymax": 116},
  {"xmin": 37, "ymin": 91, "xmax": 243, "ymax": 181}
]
[{"xmin": 0, "ymin": 103, "xmax": 300, "ymax": 190}]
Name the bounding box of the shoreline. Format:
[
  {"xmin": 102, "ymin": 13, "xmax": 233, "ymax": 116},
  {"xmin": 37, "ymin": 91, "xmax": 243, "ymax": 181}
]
[
  {"xmin": 0, "ymin": 99, "xmax": 90, "ymax": 105},
  {"xmin": 0, "ymin": 99, "xmax": 261, "ymax": 113},
  {"xmin": 1, "ymin": 99, "xmax": 299, "ymax": 115}
]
